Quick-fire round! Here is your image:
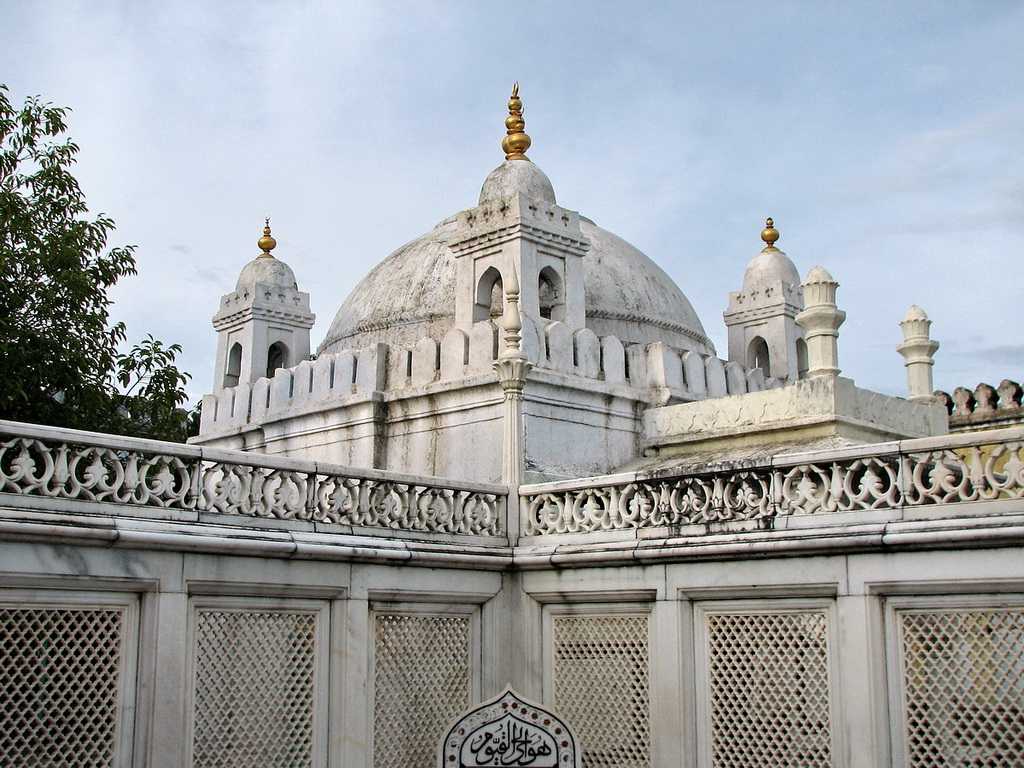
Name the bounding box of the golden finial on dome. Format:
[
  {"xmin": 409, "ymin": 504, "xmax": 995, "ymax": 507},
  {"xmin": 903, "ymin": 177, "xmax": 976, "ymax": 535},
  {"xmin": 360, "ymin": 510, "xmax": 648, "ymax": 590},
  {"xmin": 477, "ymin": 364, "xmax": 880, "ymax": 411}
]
[
  {"xmin": 761, "ymin": 217, "xmax": 780, "ymax": 251},
  {"xmin": 258, "ymin": 217, "xmax": 277, "ymax": 257},
  {"xmin": 501, "ymin": 82, "xmax": 532, "ymax": 161}
]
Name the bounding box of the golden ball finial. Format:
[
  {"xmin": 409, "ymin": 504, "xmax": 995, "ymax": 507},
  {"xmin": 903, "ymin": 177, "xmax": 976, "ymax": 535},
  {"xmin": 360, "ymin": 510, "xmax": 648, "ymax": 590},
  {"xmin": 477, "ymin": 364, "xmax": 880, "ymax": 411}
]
[
  {"xmin": 258, "ymin": 216, "xmax": 277, "ymax": 256},
  {"xmin": 761, "ymin": 217, "xmax": 780, "ymax": 251},
  {"xmin": 501, "ymin": 81, "xmax": 532, "ymax": 161}
]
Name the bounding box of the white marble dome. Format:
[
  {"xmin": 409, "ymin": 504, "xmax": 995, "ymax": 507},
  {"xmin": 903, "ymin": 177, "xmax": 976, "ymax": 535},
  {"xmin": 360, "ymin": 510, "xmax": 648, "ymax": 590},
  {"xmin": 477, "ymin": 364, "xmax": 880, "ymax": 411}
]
[
  {"xmin": 236, "ymin": 255, "xmax": 298, "ymax": 292},
  {"xmin": 742, "ymin": 248, "xmax": 800, "ymax": 291},
  {"xmin": 479, "ymin": 160, "xmax": 556, "ymax": 205},
  {"xmin": 319, "ymin": 161, "xmax": 713, "ymax": 355}
]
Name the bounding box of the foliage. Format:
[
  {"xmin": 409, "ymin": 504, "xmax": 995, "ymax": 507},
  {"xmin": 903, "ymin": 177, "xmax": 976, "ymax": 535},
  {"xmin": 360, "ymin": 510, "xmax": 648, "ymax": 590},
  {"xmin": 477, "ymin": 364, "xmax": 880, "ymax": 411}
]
[{"xmin": 0, "ymin": 84, "xmax": 194, "ymax": 441}]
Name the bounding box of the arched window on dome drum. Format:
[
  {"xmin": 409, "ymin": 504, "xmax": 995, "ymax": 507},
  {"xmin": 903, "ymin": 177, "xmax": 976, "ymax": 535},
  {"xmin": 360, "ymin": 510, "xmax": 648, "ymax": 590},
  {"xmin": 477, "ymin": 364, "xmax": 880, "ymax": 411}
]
[
  {"xmin": 266, "ymin": 342, "xmax": 289, "ymax": 379},
  {"xmin": 474, "ymin": 267, "xmax": 503, "ymax": 322},
  {"xmin": 538, "ymin": 267, "xmax": 565, "ymax": 321},
  {"xmin": 796, "ymin": 338, "xmax": 809, "ymax": 379},
  {"xmin": 224, "ymin": 342, "xmax": 242, "ymax": 388},
  {"xmin": 748, "ymin": 336, "xmax": 771, "ymax": 376}
]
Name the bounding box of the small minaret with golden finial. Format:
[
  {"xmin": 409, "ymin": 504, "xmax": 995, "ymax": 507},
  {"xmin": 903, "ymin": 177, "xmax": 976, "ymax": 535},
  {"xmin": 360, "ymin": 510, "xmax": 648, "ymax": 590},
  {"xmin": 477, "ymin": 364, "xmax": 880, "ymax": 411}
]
[
  {"xmin": 208, "ymin": 218, "xmax": 315, "ymax": 398},
  {"xmin": 723, "ymin": 217, "xmax": 807, "ymax": 383},
  {"xmin": 501, "ymin": 82, "xmax": 532, "ymax": 161}
]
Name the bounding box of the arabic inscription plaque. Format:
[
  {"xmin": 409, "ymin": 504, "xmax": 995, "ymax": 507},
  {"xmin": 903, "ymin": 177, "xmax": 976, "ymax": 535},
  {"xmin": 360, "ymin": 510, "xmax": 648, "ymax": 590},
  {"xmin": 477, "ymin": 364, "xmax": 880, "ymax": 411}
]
[{"xmin": 438, "ymin": 687, "xmax": 581, "ymax": 768}]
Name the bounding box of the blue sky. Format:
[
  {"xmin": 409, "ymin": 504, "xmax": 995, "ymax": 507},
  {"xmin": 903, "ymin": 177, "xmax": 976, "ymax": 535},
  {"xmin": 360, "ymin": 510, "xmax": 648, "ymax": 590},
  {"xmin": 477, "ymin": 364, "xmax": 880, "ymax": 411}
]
[{"xmin": 2, "ymin": 1, "xmax": 1022, "ymax": 399}]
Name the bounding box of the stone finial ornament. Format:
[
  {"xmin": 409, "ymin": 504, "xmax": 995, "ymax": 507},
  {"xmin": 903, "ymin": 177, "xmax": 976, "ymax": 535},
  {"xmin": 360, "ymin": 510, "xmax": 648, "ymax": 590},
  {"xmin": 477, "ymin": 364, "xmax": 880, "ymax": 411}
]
[
  {"xmin": 896, "ymin": 304, "xmax": 940, "ymax": 402},
  {"xmin": 502, "ymin": 82, "xmax": 532, "ymax": 161},
  {"xmin": 500, "ymin": 264, "xmax": 525, "ymax": 359},
  {"xmin": 761, "ymin": 217, "xmax": 780, "ymax": 252},
  {"xmin": 258, "ymin": 217, "xmax": 277, "ymax": 257},
  {"xmin": 795, "ymin": 265, "xmax": 845, "ymax": 377}
]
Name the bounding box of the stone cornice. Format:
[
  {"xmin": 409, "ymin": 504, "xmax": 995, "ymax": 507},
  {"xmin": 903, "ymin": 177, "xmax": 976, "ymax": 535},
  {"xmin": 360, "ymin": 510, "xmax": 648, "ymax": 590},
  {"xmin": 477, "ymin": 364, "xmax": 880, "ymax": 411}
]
[
  {"xmin": 449, "ymin": 220, "xmax": 589, "ymax": 257},
  {"xmin": 722, "ymin": 301, "xmax": 801, "ymax": 326},
  {"xmin": 449, "ymin": 194, "xmax": 589, "ymax": 257},
  {"xmin": 213, "ymin": 303, "xmax": 316, "ymax": 331}
]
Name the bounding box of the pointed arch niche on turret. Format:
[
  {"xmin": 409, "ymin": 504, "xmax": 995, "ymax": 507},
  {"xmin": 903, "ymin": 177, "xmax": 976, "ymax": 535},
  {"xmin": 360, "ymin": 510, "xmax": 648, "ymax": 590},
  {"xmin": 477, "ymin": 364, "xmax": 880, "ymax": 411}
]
[
  {"xmin": 266, "ymin": 341, "xmax": 289, "ymax": 378},
  {"xmin": 474, "ymin": 266, "xmax": 504, "ymax": 322},
  {"xmin": 538, "ymin": 265, "xmax": 565, "ymax": 321},
  {"xmin": 747, "ymin": 336, "xmax": 771, "ymax": 375},
  {"xmin": 224, "ymin": 342, "xmax": 242, "ymax": 388}
]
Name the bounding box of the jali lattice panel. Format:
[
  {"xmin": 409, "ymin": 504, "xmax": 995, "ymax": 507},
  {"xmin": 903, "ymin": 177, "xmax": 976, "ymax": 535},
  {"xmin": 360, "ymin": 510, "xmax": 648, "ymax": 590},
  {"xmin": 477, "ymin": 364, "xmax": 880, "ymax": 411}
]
[
  {"xmin": 189, "ymin": 605, "xmax": 323, "ymax": 768},
  {"xmin": 896, "ymin": 606, "xmax": 1024, "ymax": 767},
  {"xmin": 551, "ymin": 613, "xmax": 651, "ymax": 768},
  {"xmin": 0, "ymin": 601, "xmax": 132, "ymax": 767},
  {"xmin": 373, "ymin": 612, "xmax": 472, "ymax": 768},
  {"xmin": 699, "ymin": 606, "xmax": 835, "ymax": 768}
]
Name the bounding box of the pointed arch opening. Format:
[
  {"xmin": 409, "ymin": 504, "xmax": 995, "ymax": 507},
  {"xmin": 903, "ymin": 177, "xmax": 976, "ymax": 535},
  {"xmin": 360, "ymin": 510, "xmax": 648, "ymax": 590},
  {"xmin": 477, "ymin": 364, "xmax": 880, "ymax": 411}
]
[
  {"xmin": 474, "ymin": 267, "xmax": 504, "ymax": 322},
  {"xmin": 796, "ymin": 337, "xmax": 809, "ymax": 379},
  {"xmin": 266, "ymin": 341, "xmax": 289, "ymax": 378},
  {"xmin": 747, "ymin": 336, "xmax": 771, "ymax": 376},
  {"xmin": 224, "ymin": 342, "xmax": 242, "ymax": 388},
  {"xmin": 538, "ymin": 266, "xmax": 565, "ymax": 321}
]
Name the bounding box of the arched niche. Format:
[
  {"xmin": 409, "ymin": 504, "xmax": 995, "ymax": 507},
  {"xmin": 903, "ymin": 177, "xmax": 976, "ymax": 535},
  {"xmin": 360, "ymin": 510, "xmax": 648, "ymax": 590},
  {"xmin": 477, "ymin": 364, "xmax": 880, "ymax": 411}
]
[
  {"xmin": 796, "ymin": 337, "xmax": 809, "ymax": 379},
  {"xmin": 474, "ymin": 266, "xmax": 503, "ymax": 322},
  {"xmin": 224, "ymin": 342, "xmax": 242, "ymax": 387},
  {"xmin": 747, "ymin": 336, "xmax": 771, "ymax": 376},
  {"xmin": 538, "ymin": 266, "xmax": 565, "ymax": 321},
  {"xmin": 266, "ymin": 341, "xmax": 289, "ymax": 379}
]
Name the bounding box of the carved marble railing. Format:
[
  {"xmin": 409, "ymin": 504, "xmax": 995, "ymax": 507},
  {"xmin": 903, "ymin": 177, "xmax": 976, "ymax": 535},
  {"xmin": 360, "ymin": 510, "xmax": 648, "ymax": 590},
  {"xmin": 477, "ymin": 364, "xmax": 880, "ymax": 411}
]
[
  {"xmin": 0, "ymin": 421, "xmax": 506, "ymax": 537},
  {"xmin": 520, "ymin": 427, "xmax": 1024, "ymax": 536}
]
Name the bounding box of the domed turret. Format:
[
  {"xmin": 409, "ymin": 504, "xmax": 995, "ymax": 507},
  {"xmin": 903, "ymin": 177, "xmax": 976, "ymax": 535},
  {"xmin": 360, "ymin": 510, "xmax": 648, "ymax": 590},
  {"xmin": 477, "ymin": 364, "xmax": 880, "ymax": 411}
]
[
  {"xmin": 212, "ymin": 220, "xmax": 314, "ymax": 390},
  {"xmin": 725, "ymin": 218, "xmax": 807, "ymax": 382}
]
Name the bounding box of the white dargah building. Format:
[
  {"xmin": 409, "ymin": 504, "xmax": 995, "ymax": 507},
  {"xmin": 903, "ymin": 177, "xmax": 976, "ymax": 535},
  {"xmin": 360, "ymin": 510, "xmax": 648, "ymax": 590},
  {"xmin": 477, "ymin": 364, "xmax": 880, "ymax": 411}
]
[{"xmin": 1, "ymin": 87, "xmax": 1023, "ymax": 768}]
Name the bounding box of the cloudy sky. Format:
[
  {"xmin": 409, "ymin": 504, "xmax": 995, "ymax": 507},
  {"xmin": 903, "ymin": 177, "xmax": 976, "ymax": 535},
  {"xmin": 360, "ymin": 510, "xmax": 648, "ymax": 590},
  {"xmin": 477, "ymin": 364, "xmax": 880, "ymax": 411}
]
[{"xmin": 2, "ymin": 1, "xmax": 1022, "ymax": 399}]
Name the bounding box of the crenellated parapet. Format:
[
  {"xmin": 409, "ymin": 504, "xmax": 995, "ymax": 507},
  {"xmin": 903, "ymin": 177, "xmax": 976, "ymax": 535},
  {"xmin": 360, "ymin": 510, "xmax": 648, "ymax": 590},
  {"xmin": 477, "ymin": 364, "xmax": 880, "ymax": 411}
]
[
  {"xmin": 379, "ymin": 321, "xmax": 782, "ymax": 401},
  {"xmin": 199, "ymin": 344, "xmax": 388, "ymax": 434},
  {"xmin": 199, "ymin": 322, "xmax": 783, "ymax": 437}
]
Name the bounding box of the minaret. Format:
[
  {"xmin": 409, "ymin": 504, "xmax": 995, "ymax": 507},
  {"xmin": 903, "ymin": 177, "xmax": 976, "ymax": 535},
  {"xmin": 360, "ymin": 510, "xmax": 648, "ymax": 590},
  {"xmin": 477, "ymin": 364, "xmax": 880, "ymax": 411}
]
[
  {"xmin": 796, "ymin": 265, "xmax": 845, "ymax": 378},
  {"xmin": 211, "ymin": 219, "xmax": 315, "ymax": 390},
  {"xmin": 897, "ymin": 305, "xmax": 940, "ymax": 402},
  {"xmin": 724, "ymin": 218, "xmax": 806, "ymax": 382}
]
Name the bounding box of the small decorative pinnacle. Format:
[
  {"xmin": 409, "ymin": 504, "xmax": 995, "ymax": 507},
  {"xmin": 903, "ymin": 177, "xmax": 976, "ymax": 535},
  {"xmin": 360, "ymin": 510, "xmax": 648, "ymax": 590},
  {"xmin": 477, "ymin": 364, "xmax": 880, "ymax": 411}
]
[
  {"xmin": 258, "ymin": 217, "xmax": 277, "ymax": 257},
  {"xmin": 761, "ymin": 217, "xmax": 780, "ymax": 251},
  {"xmin": 501, "ymin": 82, "xmax": 532, "ymax": 162}
]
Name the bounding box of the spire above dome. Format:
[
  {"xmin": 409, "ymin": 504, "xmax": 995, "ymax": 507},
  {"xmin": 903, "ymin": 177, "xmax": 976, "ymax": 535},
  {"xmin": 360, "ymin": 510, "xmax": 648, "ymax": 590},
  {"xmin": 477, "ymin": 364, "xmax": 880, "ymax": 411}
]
[
  {"xmin": 480, "ymin": 84, "xmax": 556, "ymax": 204},
  {"xmin": 742, "ymin": 216, "xmax": 800, "ymax": 290},
  {"xmin": 761, "ymin": 217, "xmax": 780, "ymax": 252},
  {"xmin": 236, "ymin": 218, "xmax": 298, "ymax": 291},
  {"xmin": 257, "ymin": 217, "xmax": 277, "ymax": 257},
  {"xmin": 502, "ymin": 82, "xmax": 531, "ymax": 161}
]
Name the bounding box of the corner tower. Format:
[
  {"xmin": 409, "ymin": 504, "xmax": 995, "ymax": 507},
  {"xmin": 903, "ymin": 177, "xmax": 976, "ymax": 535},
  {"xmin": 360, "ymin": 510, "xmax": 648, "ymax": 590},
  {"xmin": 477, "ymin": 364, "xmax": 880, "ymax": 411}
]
[
  {"xmin": 211, "ymin": 220, "xmax": 315, "ymax": 390},
  {"xmin": 723, "ymin": 218, "xmax": 806, "ymax": 382}
]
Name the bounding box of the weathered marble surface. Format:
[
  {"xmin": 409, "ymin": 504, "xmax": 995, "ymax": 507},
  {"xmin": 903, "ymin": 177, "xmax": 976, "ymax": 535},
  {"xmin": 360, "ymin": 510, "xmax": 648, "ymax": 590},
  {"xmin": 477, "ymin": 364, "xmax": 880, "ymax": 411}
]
[{"xmin": 641, "ymin": 375, "xmax": 947, "ymax": 458}]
